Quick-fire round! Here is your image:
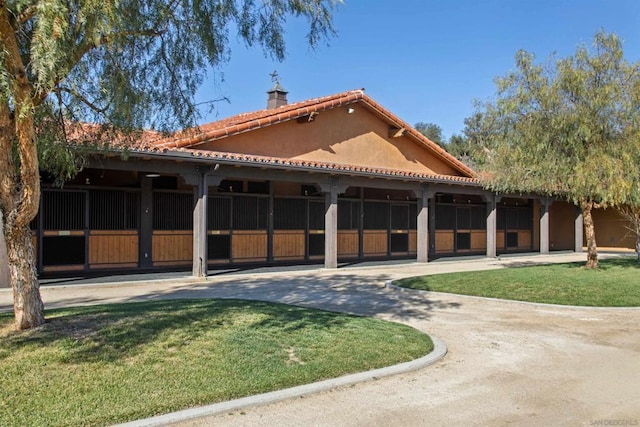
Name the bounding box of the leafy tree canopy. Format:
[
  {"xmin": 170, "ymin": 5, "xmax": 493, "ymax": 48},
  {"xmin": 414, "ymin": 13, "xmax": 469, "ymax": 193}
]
[
  {"xmin": 3, "ymin": 0, "xmax": 339, "ymax": 132},
  {"xmin": 0, "ymin": 0, "xmax": 340, "ymax": 330},
  {"xmin": 473, "ymin": 31, "xmax": 640, "ymax": 207},
  {"xmin": 468, "ymin": 31, "xmax": 640, "ymax": 268},
  {"xmin": 414, "ymin": 121, "xmax": 444, "ymax": 146}
]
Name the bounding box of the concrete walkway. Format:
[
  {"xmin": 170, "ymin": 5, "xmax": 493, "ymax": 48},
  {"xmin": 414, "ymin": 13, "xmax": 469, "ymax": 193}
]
[{"xmin": 1, "ymin": 252, "xmax": 639, "ymax": 426}]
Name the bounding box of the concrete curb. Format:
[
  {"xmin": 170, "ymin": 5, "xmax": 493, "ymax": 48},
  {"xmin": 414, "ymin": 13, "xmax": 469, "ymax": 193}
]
[{"xmin": 115, "ymin": 336, "xmax": 447, "ymax": 427}]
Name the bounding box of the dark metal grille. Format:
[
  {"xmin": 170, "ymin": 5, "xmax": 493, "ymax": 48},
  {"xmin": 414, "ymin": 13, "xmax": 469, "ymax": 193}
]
[
  {"xmin": 89, "ymin": 190, "xmax": 139, "ymax": 230},
  {"xmin": 391, "ymin": 204, "xmax": 409, "ymax": 230},
  {"xmin": 208, "ymin": 196, "xmax": 231, "ymax": 230},
  {"xmin": 457, "ymin": 207, "xmax": 471, "ymax": 229},
  {"xmin": 153, "ymin": 191, "xmax": 193, "ymax": 230},
  {"xmin": 42, "ymin": 190, "xmax": 85, "ymax": 230},
  {"xmin": 363, "ymin": 202, "xmax": 389, "ymax": 230},
  {"xmin": 470, "ymin": 206, "xmax": 485, "ymax": 230},
  {"xmin": 506, "ymin": 208, "xmax": 519, "ymax": 229},
  {"xmin": 308, "ymin": 201, "xmax": 325, "ymax": 230},
  {"xmin": 518, "ymin": 208, "xmax": 532, "ymax": 229},
  {"xmin": 499, "ymin": 206, "xmax": 532, "ymax": 230},
  {"xmin": 274, "ymin": 198, "xmax": 306, "ymax": 229},
  {"xmin": 435, "ymin": 205, "xmax": 456, "ymax": 230},
  {"xmin": 338, "ymin": 200, "xmax": 360, "ymax": 230},
  {"xmin": 409, "ymin": 203, "xmax": 417, "ymax": 230},
  {"xmin": 233, "ymin": 196, "xmax": 267, "ymax": 230},
  {"xmin": 497, "ymin": 207, "xmax": 506, "ymax": 229}
]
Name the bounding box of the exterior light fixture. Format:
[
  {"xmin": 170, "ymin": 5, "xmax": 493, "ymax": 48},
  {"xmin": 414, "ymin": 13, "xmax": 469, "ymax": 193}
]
[
  {"xmin": 146, "ymin": 173, "xmax": 161, "ymax": 178},
  {"xmin": 347, "ymin": 107, "xmax": 355, "ymax": 114}
]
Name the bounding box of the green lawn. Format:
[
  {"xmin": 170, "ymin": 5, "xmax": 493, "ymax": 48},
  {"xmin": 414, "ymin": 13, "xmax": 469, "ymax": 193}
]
[
  {"xmin": 0, "ymin": 299, "xmax": 432, "ymax": 427},
  {"xmin": 395, "ymin": 257, "xmax": 640, "ymax": 307}
]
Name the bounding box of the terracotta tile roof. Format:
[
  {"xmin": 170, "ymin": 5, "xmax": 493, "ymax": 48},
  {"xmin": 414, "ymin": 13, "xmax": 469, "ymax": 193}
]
[
  {"xmin": 64, "ymin": 122, "xmax": 163, "ymax": 148},
  {"xmin": 152, "ymin": 90, "xmax": 367, "ymax": 149},
  {"xmin": 127, "ymin": 145, "xmax": 480, "ymax": 186},
  {"xmin": 151, "ymin": 89, "xmax": 476, "ymax": 178}
]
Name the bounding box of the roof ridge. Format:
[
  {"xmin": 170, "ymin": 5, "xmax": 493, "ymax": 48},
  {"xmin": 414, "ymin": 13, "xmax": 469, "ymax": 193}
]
[
  {"xmin": 151, "ymin": 88, "xmax": 475, "ymax": 179},
  {"xmin": 357, "ymin": 94, "xmax": 476, "ymax": 178},
  {"xmin": 152, "ymin": 89, "xmax": 367, "ymax": 149}
]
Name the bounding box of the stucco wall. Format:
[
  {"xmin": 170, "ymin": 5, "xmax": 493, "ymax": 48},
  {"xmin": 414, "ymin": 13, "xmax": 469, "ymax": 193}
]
[
  {"xmin": 198, "ymin": 106, "xmax": 462, "ymax": 177},
  {"xmin": 549, "ymin": 201, "xmax": 576, "ymax": 251},
  {"xmin": 592, "ymin": 208, "xmax": 635, "ymax": 249}
]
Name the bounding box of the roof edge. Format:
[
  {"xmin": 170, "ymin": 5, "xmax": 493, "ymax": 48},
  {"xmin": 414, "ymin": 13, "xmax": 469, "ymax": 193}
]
[
  {"xmin": 152, "ymin": 88, "xmax": 475, "ymax": 179},
  {"xmin": 154, "ymin": 89, "xmax": 366, "ymax": 150}
]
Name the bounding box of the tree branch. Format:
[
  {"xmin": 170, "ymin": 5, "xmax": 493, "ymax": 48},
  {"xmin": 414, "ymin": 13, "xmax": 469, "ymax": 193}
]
[
  {"xmin": 16, "ymin": 4, "xmax": 36, "ymax": 25},
  {"xmin": 35, "ymin": 26, "xmax": 168, "ymax": 105},
  {"xmin": 54, "ymin": 86, "xmax": 112, "ymax": 115}
]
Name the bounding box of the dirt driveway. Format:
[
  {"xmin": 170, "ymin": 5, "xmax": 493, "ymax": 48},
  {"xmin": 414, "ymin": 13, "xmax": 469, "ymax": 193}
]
[
  {"xmin": 168, "ymin": 266, "xmax": 640, "ymax": 426},
  {"xmin": 2, "ymin": 253, "xmax": 638, "ymax": 426}
]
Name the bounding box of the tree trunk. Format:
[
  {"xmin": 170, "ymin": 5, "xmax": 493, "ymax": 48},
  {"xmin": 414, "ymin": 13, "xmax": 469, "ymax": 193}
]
[
  {"xmin": 5, "ymin": 220, "xmax": 44, "ymax": 329},
  {"xmin": 0, "ymin": 4, "xmax": 45, "ymax": 330},
  {"xmin": 634, "ymin": 213, "xmax": 640, "ymax": 263},
  {"xmin": 581, "ymin": 201, "xmax": 599, "ymax": 269},
  {"xmin": 636, "ymin": 232, "xmax": 640, "ymax": 263},
  {"xmin": 0, "ymin": 211, "xmax": 9, "ymax": 288}
]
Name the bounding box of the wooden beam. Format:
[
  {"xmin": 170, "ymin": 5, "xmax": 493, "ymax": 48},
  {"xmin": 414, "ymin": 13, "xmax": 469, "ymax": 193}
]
[
  {"xmin": 297, "ymin": 112, "xmax": 319, "ymax": 123},
  {"xmin": 389, "ymin": 126, "xmax": 406, "ymax": 138}
]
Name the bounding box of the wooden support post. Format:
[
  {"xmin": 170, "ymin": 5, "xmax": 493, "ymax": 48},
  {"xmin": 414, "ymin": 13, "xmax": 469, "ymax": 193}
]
[
  {"xmin": 540, "ymin": 198, "xmax": 551, "ymax": 255},
  {"xmin": 324, "ymin": 184, "xmax": 338, "ymax": 269},
  {"xmin": 358, "ymin": 188, "xmax": 364, "ymax": 259},
  {"xmin": 318, "ymin": 177, "xmax": 348, "ymax": 269},
  {"xmin": 429, "ymin": 196, "xmax": 436, "ymax": 256},
  {"xmin": 192, "ymin": 172, "xmax": 208, "ymax": 278},
  {"xmin": 574, "ymin": 206, "xmax": 584, "ymax": 253},
  {"xmin": 139, "ymin": 176, "xmax": 154, "ymax": 268},
  {"xmin": 485, "ymin": 194, "xmax": 499, "ymax": 258},
  {"xmin": 267, "ymin": 182, "xmax": 274, "ymax": 262},
  {"xmin": 416, "ymin": 185, "xmax": 433, "ymax": 263}
]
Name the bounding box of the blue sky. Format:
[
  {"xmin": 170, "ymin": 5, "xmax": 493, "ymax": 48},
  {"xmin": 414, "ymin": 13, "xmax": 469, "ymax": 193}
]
[{"xmin": 195, "ymin": 0, "xmax": 640, "ymax": 140}]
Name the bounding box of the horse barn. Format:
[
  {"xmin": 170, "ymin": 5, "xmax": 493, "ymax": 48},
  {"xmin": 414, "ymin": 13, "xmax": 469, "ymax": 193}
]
[{"xmin": 31, "ymin": 87, "xmax": 634, "ymax": 276}]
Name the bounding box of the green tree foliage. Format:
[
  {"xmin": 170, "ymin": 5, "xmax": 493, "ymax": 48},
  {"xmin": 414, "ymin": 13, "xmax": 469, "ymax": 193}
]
[
  {"xmin": 470, "ymin": 32, "xmax": 640, "ymax": 268},
  {"xmin": 413, "ymin": 119, "xmax": 490, "ymax": 169},
  {"xmin": 0, "ymin": 0, "xmax": 340, "ymax": 330},
  {"xmin": 446, "ymin": 129, "xmax": 489, "ymax": 170},
  {"xmin": 414, "ymin": 121, "xmax": 444, "ymax": 146},
  {"xmin": 618, "ymin": 206, "xmax": 640, "ymax": 262}
]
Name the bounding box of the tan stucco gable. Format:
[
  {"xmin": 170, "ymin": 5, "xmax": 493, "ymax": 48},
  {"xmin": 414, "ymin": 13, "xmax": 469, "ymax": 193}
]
[{"xmin": 196, "ymin": 102, "xmax": 463, "ymax": 177}]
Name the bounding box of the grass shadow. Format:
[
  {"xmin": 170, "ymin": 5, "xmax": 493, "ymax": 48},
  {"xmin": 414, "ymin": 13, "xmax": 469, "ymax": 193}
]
[{"xmin": 0, "ymin": 299, "xmax": 354, "ymax": 365}]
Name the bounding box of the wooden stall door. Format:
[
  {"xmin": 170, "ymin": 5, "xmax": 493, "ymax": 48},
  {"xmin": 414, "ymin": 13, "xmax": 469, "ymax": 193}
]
[{"xmin": 41, "ymin": 190, "xmax": 87, "ymax": 272}]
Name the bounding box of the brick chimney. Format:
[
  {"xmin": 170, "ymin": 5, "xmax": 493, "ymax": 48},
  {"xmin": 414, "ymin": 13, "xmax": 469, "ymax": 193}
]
[{"xmin": 267, "ymin": 81, "xmax": 288, "ymax": 109}]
